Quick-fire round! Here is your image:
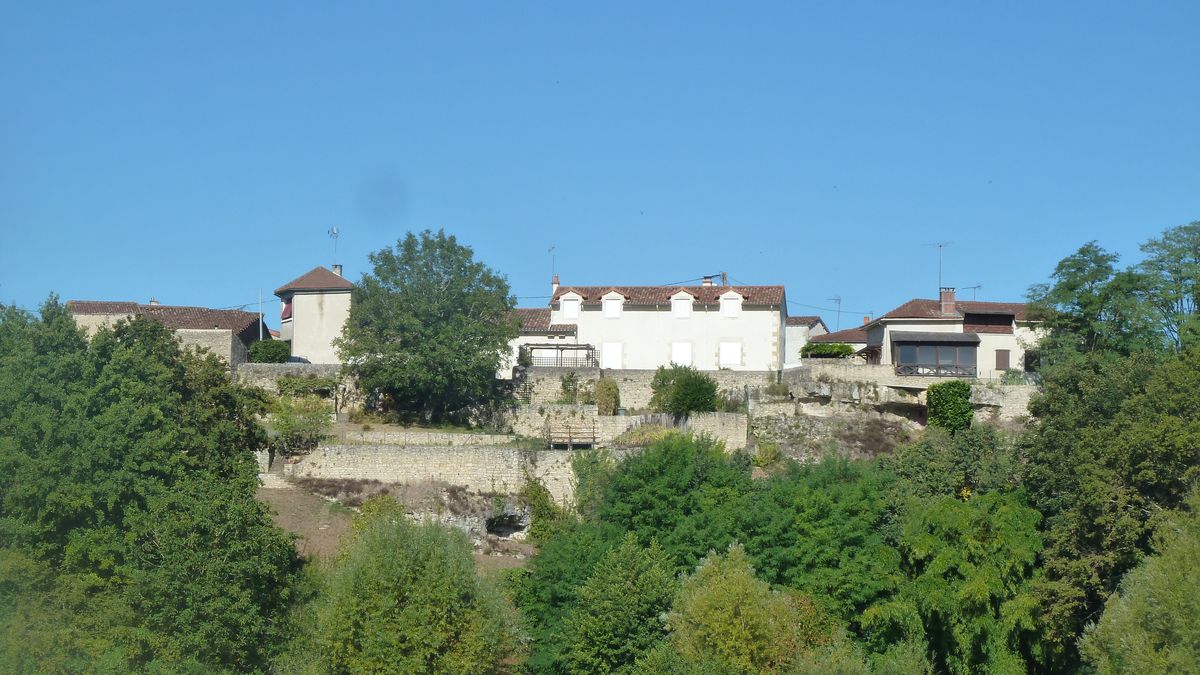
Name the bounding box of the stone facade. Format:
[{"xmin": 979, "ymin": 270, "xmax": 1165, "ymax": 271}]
[{"xmin": 284, "ymin": 444, "xmax": 576, "ymax": 503}]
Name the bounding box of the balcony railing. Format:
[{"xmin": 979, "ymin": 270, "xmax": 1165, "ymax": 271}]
[
  {"xmin": 895, "ymin": 363, "xmax": 976, "ymax": 377},
  {"xmin": 530, "ymin": 354, "xmax": 599, "ymax": 368}
]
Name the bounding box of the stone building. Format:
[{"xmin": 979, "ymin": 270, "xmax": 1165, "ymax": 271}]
[{"xmin": 68, "ymin": 299, "xmax": 268, "ymax": 367}]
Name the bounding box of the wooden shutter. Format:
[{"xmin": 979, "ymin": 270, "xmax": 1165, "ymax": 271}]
[{"xmin": 995, "ymin": 349, "xmax": 1010, "ymax": 371}]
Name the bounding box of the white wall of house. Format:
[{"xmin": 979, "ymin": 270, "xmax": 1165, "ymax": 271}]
[
  {"xmin": 284, "ymin": 290, "xmax": 351, "ymax": 364},
  {"xmin": 549, "ymin": 295, "xmax": 783, "ymax": 371},
  {"xmin": 784, "ymin": 322, "xmax": 829, "ymax": 366}
]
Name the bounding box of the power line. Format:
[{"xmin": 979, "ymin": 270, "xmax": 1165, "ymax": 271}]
[{"xmin": 787, "ymin": 299, "xmax": 874, "ymax": 316}]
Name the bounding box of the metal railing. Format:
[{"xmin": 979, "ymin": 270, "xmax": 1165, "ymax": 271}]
[
  {"xmin": 894, "ymin": 364, "xmax": 977, "ymax": 377},
  {"xmin": 530, "ymin": 355, "xmax": 599, "ymax": 368}
]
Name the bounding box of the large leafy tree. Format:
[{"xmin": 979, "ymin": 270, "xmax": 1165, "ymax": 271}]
[
  {"xmin": 1135, "ymin": 220, "xmax": 1200, "ymax": 350},
  {"xmin": 0, "ymin": 299, "xmax": 302, "ymax": 671},
  {"xmin": 1080, "ymin": 489, "xmax": 1200, "ymax": 674},
  {"xmin": 337, "ymin": 229, "xmax": 517, "ymax": 423}
]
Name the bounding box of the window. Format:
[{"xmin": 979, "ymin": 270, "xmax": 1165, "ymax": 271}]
[
  {"xmin": 894, "ymin": 342, "xmax": 978, "ymax": 376},
  {"xmin": 602, "ymin": 342, "xmax": 622, "ymax": 369},
  {"xmin": 561, "ymin": 298, "xmax": 580, "ymax": 319},
  {"xmin": 720, "ymin": 296, "xmax": 742, "ymax": 317},
  {"xmin": 671, "ymin": 342, "xmax": 693, "ymax": 366},
  {"xmin": 995, "ymin": 349, "xmax": 1010, "ymax": 371},
  {"xmin": 603, "ymin": 297, "xmax": 622, "ymax": 318},
  {"xmin": 672, "ymin": 297, "xmax": 692, "ymax": 318},
  {"xmin": 281, "ymin": 299, "xmax": 293, "ymax": 320},
  {"xmin": 719, "ymin": 341, "xmax": 742, "ymax": 367}
]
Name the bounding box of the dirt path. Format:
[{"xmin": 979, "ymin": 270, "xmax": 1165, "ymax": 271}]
[{"xmin": 257, "ymin": 483, "xmax": 354, "ymax": 560}]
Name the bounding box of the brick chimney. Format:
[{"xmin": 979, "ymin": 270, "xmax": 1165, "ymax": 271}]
[
  {"xmin": 863, "ymin": 316, "xmax": 870, "ymax": 325},
  {"xmin": 939, "ymin": 287, "xmax": 957, "ymax": 315},
  {"xmin": 551, "ymin": 274, "xmax": 559, "ymax": 296},
  {"xmin": 332, "ymin": 264, "xmax": 343, "ymax": 277},
  {"xmin": 702, "ymin": 276, "xmax": 714, "ymax": 286}
]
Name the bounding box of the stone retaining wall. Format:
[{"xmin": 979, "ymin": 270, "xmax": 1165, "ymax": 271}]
[
  {"xmin": 284, "ymin": 444, "xmax": 576, "ymax": 503},
  {"xmin": 520, "ymin": 366, "xmax": 776, "ymax": 411},
  {"xmin": 327, "ymin": 428, "xmax": 517, "ymax": 447},
  {"xmin": 511, "ymin": 404, "xmax": 748, "ymax": 450}
]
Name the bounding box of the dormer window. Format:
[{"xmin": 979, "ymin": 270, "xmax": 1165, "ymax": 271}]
[
  {"xmin": 561, "ymin": 298, "xmax": 580, "ymax": 320},
  {"xmin": 672, "ymin": 296, "xmax": 692, "ymax": 318},
  {"xmin": 720, "ymin": 294, "xmax": 742, "ymax": 317},
  {"xmin": 603, "ymin": 297, "xmax": 623, "ymax": 318}
]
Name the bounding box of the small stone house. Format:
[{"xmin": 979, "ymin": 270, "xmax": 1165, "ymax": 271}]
[
  {"xmin": 68, "ymin": 300, "xmax": 268, "ymax": 367},
  {"xmin": 783, "ymin": 315, "xmax": 829, "ymax": 366}
]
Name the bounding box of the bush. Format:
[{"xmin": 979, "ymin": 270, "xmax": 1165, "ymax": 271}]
[
  {"xmin": 926, "ymin": 380, "xmax": 973, "ymax": 432},
  {"xmin": 753, "ymin": 442, "xmax": 782, "ymax": 468},
  {"xmin": 278, "ymin": 374, "xmax": 338, "ymax": 398},
  {"xmin": 764, "ymin": 381, "xmax": 790, "ymax": 397},
  {"xmin": 595, "ymin": 378, "xmax": 620, "ymax": 416},
  {"xmin": 801, "ymin": 342, "xmax": 855, "ymax": 358},
  {"xmin": 272, "ymin": 395, "xmax": 332, "ymax": 454},
  {"xmin": 650, "ymin": 365, "xmax": 718, "ymax": 417},
  {"xmin": 249, "ymin": 339, "xmax": 290, "ymax": 363}
]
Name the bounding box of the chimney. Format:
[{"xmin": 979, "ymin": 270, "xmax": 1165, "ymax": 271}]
[
  {"xmin": 721, "ymin": 271, "xmax": 729, "ymax": 287},
  {"xmin": 149, "ymin": 297, "xmax": 159, "ymax": 306},
  {"xmin": 940, "ymin": 287, "xmax": 957, "ymax": 315},
  {"xmin": 551, "ymin": 274, "xmax": 559, "ymax": 296},
  {"xmin": 863, "ymin": 316, "xmax": 870, "ymax": 326},
  {"xmin": 332, "ymin": 264, "xmax": 343, "ymax": 277},
  {"xmin": 702, "ymin": 276, "xmax": 714, "ymax": 287}
]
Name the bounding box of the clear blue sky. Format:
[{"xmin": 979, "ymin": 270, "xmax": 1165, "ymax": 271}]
[{"xmin": 3, "ymin": 2, "xmax": 1197, "ymax": 330}]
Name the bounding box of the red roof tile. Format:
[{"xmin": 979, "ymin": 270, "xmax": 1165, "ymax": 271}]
[
  {"xmin": 274, "ymin": 266, "xmax": 354, "ymax": 296},
  {"xmin": 786, "ymin": 315, "xmax": 825, "ymax": 328},
  {"xmin": 551, "ymin": 285, "xmax": 785, "ymax": 307},
  {"xmin": 810, "ymin": 327, "xmax": 869, "ymax": 344},
  {"xmin": 880, "ymin": 298, "xmax": 1029, "ymax": 321},
  {"xmin": 514, "ymin": 308, "xmax": 577, "ymax": 335},
  {"xmin": 68, "ymin": 300, "xmax": 266, "ymax": 343}
]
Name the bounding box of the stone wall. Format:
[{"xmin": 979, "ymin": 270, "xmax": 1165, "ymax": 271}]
[
  {"xmin": 237, "ymin": 362, "xmax": 344, "ymax": 393},
  {"xmin": 176, "ymin": 328, "xmax": 246, "ymax": 368},
  {"xmin": 284, "ymin": 444, "xmax": 576, "ymax": 503},
  {"xmin": 327, "ymin": 427, "xmax": 517, "ymax": 447},
  {"xmin": 511, "ymin": 403, "xmax": 748, "ymax": 450},
  {"xmin": 521, "ymin": 366, "xmax": 776, "ymax": 410}
]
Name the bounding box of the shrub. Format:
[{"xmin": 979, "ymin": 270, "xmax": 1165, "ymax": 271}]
[
  {"xmin": 753, "ymin": 442, "xmax": 782, "ymax": 468},
  {"xmin": 595, "ymin": 377, "xmax": 620, "ymax": 415},
  {"xmin": 764, "ymin": 381, "xmax": 791, "ymax": 397},
  {"xmin": 1000, "ymin": 368, "xmax": 1029, "ymax": 385},
  {"xmin": 277, "ymin": 374, "xmax": 338, "ymax": 398},
  {"xmin": 271, "ymin": 395, "xmax": 332, "ymax": 454},
  {"xmin": 801, "ymin": 342, "xmax": 855, "ymax": 358},
  {"xmin": 519, "ymin": 472, "xmax": 568, "ymax": 544},
  {"xmin": 650, "ymin": 365, "xmax": 718, "ymax": 417},
  {"xmin": 926, "ymin": 380, "xmax": 973, "ymax": 432},
  {"xmin": 249, "ymin": 339, "xmax": 290, "ymax": 363}
]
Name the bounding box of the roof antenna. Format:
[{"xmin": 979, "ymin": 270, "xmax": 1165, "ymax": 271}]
[
  {"xmin": 827, "ymin": 295, "xmax": 842, "ymax": 331},
  {"xmin": 328, "ymin": 227, "xmax": 340, "ymax": 261},
  {"xmin": 962, "ymin": 283, "xmax": 982, "ymax": 300},
  {"xmin": 548, "ymin": 245, "xmax": 556, "ymax": 279},
  {"xmin": 926, "ymin": 241, "xmax": 953, "ymax": 291}
]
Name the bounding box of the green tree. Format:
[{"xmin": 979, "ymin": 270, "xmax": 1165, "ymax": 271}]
[
  {"xmin": 563, "ymin": 535, "xmax": 678, "ymax": 673},
  {"xmin": 1135, "ymin": 220, "xmax": 1200, "ymax": 350},
  {"xmin": 664, "ymin": 544, "xmax": 837, "ymax": 673},
  {"xmin": 862, "ymin": 492, "xmax": 1043, "ymax": 674},
  {"xmin": 249, "ymin": 338, "xmax": 291, "ymax": 363},
  {"xmin": 336, "ymin": 229, "xmax": 517, "ymax": 423},
  {"xmin": 925, "ymin": 380, "xmax": 973, "ymax": 432},
  {"xmin": 1027, "ymin": 241, "xmax": 1161, "ymax": 359},
  {"xmin": 1080, "ymin": 490, "xmax": 1200, "ymax": 674},
  {"xmin": 595, "ymin": 377, "xmax": 621, "ymax": 416},
  {"xmin": 650, "ymin": 365, "xmax": 718, "ymax": 418},
  {"xmin": 314, "ymin": 503, "xmax": 520, "ymax": 673}
]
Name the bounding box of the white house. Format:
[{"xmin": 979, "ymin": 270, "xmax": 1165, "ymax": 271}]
[
  {"xmin": 531, "ymin": 276, "xmax": 787, "ymax": 371},
  {"xmin": 862, "ymin": 288, "xmax": 1040, "ymax": 379},
  {"xmin": 275, "ymin": 265, "xmax": 353, "ymax": 364},
  {"xmin": 783, "ymin": 315, "xmax": 828, "ymax": 366}
]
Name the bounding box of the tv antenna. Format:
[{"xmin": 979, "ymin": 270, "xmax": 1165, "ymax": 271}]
[
  {"xmin": 926, "ymin": 241, "xmax": 953, "ymax": 290},
  {"xmin": 548, "ymin": 245, "xmax": 556, "ymax": 278},
  {"xmin": 827, "ymin": 295, "xmax": 843, "ymax": 331},
  {"xmin": 962, "ymin": 283, "xmax": 982, "ymax": 300},
  {"xmin": 328, "ymin": 227, "xmax": 340, "ymax": 260}
]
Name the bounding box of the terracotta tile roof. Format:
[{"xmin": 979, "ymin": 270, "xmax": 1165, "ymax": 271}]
[
  {"xmin": 514, "ymin": 308, "xmax": 576, "ymax": 335},
  {"xmin": 274, "ymin": 266, "xmax": 354, "ymax": 296},
  {"xmin": 879, "ymin": 298, "xmax": 1029, "ymax": 321},
  {"xmin": 551, "ymin": 285, "xmax": 785, "ymax": 307},
  {"xmin": 786, "ymin": 315, "xmax": 826, "ymax": 328},
  {"xmin": 68, "ymin": 300, "xmax": 266, "ymax": 343},
  {"xmin": 809, "ymin": 326, "xmax": 869, "ymax": 344}
]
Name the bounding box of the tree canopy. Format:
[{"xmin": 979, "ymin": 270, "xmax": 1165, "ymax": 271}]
[{"xmin": 336, "ymin": 229, "xmax": 517, "ymax": 423}]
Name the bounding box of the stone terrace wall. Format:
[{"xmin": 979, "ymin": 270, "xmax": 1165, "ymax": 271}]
[
  {"xmin": 237, "ymin": 363, "xmax": 344, "ymax": 393},
  {"xmin": 327, "ymin": 427, "xmax": 516, "ymax": 447},
  {"xmin": 284, "ymin": 444, "xmax": 576, "ymax": 503},
  {"xmin": 511, "ymin": 404, "xmax": 747, "ymax": 451},
  {"xmin": 522, "ymin": 366, "xmax": 777, "ymax": 411}
]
